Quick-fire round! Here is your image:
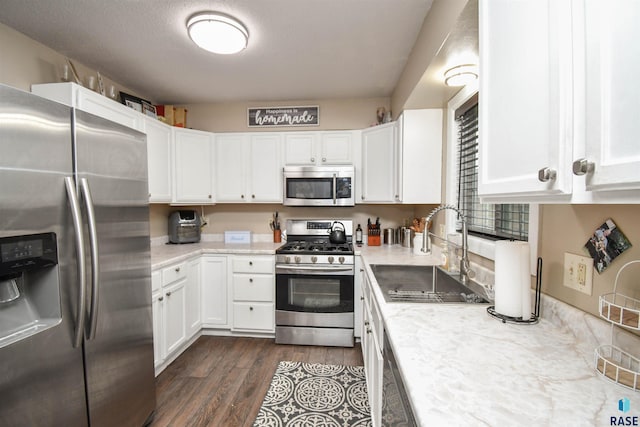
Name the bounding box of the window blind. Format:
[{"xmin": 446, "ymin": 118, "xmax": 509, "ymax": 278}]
[{"xmin": 456, "ymin": 102, "xmax": 529, "ymax": 241}]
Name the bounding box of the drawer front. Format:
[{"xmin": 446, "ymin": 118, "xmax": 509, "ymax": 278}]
[
  {"xmin": 232, "ymin": 302, "xmax": 274, "ymax": 331},
  {"xmin": 162, "ymin": 262, "xmax": 187, "ymax": 286},
  {"xmin": 232, "ymin": 256, "xmax": 274, "ymax": 274},
  {"xmin": 233, "ymin": 274, "xmax": 273, "ymax": 302},
  {"xmin": 151, "ymin": 270, "xmax": 162, "ymax": 293}
]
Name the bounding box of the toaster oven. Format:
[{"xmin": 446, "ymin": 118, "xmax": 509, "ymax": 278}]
[{"xmin": 168, "ymin": 210, "xmax": 201, "ymax": 244}]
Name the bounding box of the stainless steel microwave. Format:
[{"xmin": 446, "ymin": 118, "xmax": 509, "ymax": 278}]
[{"xmin": 283, "ymin": 166, "xmax": 355, "ymax": 206}]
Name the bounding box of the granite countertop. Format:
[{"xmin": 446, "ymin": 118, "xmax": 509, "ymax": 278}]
[{"xmin": 359, "ymin": 251, "xmax": 640, "ymax": 426}]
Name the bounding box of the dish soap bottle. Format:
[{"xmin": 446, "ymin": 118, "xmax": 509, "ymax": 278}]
[{"xmin": 355, "ymin": 224, "xmax": 363, "ymax": 246}]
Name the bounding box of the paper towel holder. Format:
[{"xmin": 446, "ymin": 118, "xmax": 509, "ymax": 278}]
[{"xmin": 487, "ymin": 257, "xmax": 542, "ymax": 325}]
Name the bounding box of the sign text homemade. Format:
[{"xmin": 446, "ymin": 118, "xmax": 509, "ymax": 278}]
[{"xmin": 247, "ymin": 106, "xmax": 319, "ymax": 127}]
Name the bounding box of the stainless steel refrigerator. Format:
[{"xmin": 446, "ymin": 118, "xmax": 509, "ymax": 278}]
[{"xmin": 0, "ymin": 84, "xmax": 156, "ymax": 426}]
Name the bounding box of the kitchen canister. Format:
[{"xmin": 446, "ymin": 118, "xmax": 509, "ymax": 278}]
[
  {"xmin": 401, "ymin": 227, "xmax": 414, "ymax": 248},
  {"xmin": 494, "ymin": 241, "xmax": 531, "ymax": 320},
  {"xmin": 383, "ymin": 228, "xmax": 396, "ymax": 245}
]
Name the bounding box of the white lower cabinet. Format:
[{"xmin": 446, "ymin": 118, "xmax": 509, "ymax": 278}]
[
  {"xmin": 201, "ymin": 255, "xmax": 229, "ymax": 327},
  {"xmin": 185, "ymin": 257, "xmax": 202, "ymax": 337},
  {"xmin": 231, "ymin": 255, "xmax": 275, "ymax": 332},
  {"xmin": 152, "ymin": 261, "xmax": 190, "ymax": 372},
  {"xmin": 361, "ymin": 268, "xmax": 383, "ymax": 427}
]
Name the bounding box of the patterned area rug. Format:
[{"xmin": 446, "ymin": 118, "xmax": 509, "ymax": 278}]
[{"xmin": 253, "ymin": 361, "xmax": 372, "ymax": 427}]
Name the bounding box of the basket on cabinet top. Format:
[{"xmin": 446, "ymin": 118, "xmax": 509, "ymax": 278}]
[{"xmin": 594, "ymin": 260, "xmax": 640, "ymax": 392}]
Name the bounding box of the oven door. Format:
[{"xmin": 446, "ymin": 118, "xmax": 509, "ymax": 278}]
[{"xmin": 275, "ymin": 266, "xmax": 354, "ymax": 328}]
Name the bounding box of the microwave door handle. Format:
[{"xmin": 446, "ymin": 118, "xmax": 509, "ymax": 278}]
[
  {"xmin": 333, "ymin": 173, "xmax": 337, "ymax": 205},
  {"xmin": 64, "ymin": 177, "xmax": 87, "ymax": 348}
]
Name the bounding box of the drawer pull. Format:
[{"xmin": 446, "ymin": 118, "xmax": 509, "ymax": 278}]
[
  {"xmin": 166, "ymin": 291, "xmax": 172, "ymax": 297},
  {"xmin": 175, "ymin": 267, "xmax": 180, "ymax": 272},
  {"xmin": 360, "ymin": 296, "xmax": 364, "ymax": 301},
  {"xmin": 159, "ymin": 296, "xmax": 164, "ymax": 302},
  {"xmin": 364, "ymin": 321, "xmax": 369, "ymax": 326},
  {"xmin": 249, "ymin": 261, "xmax": 253, "ymax": 266},
  {"xmin": 249, "ymin": 278, "xmax": 253, "ymax": 283},
  {"xmin": 249, "ymin": 306, "xmax": 254, "ymax": 311},
  {"xmin": 366, "ymin": 328, "xmax": 372, "ymax": 334}
]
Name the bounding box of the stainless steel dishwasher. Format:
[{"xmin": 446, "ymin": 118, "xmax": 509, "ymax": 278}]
[{"xmin": 382, "ymin": 329, "xmax": 417, "ymax": 427}]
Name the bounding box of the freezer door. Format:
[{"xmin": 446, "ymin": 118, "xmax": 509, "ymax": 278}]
[
  {"xmin": 73, "ymin": 110, "xmax": 156, "ymax": 427},
  {"xmin": 0, "ymin": 85, "xmax": 89, "ymax": 426}
]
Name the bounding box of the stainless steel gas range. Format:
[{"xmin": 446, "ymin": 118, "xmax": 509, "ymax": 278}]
[{"xmin": 275, "ymin": 219, "xmax": 355, "ymax": 347}]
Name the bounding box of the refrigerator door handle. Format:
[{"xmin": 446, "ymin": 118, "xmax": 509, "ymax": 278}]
[
  {"xmin": 64, "ymin": 177, "xmax": 87, "ymax": 348},
  {"xmin": 80, "ymin": 178, "xmax": 100, "ymax": 341}
]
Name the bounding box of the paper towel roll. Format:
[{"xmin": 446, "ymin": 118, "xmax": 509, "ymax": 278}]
[{"xmin": 494, "ymin": 241, "xmax": 530, "ymax": 318}]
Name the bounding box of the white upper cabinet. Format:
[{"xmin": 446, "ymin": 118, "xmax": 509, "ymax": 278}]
[
  {"xmin": 215, "ymin": 133, "xmax": 282, "ymax": 203},
  {"xmin": 479, "ymin": 0, "xmax": 574, "ymax": 201},
  {"xmin": 173, "ymin": 127, "xmax": 214, "ymax": 204},
  {"xmin": 31, "ymin": 82, "xmax": 143, "ymax": 132},
  {"xmin": 397, "ymin": 109, "xmax": 443, "ymax": 204},
  {"xmin": 143, "ymin": 117, "xmax": 173, "ymax": 203},
  {"xmin": 359, "ymin": 110, "xmax": 442, "ymax": 204},
  {"xmin": 284, "ymin": 131, "xmax": 353, "ymax": 165},
  {"xmin": 360, "ymin": 123, "xmax": 398, "ymax": 203},
  {"xmin": 479, "ymin": 0, "xmax": 640, "ymax": 203},
  {"xmin": 581, "ymin": 0, "xmax": 640, "ymax": 194}
]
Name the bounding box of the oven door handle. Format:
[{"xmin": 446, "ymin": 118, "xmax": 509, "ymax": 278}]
[{"xmin": 276, "ymin": 265, "xmax": 354, "ymax": 274}]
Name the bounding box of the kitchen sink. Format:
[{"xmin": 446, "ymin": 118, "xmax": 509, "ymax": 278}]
[{"xmin": 369, "ymin": 264, "xmax": 491, "ymax": 304}]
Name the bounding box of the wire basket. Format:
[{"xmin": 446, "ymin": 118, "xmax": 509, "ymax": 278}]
[
  {"xmin": 595, "ymin": 345, "xmax": 639, "ymax": 391},
  {"xmin": 594, "ymin": 260, "xmax": 640, "ymax": 391}
]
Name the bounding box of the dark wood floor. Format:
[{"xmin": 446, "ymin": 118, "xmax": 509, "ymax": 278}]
[{"xmin": 150, "ymin": 336, "xmax": 364, "ymax": 427}]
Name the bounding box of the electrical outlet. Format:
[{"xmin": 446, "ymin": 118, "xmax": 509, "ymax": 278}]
[{"xmin": 563, "ymin": 252, "xmax": 593, "ymax": 295}]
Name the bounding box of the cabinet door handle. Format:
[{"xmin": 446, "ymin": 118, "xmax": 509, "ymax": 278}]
[
  {"xmin": 249, "ymin": 261, "xmax": 253, "ymax": 266},
  {"xmin": 166, "ymin": 291, "xmax": 171, "ymax": 297},
  {"xmin": 360, "ymin": 296, "xmax": 364, "ymax": 301},
  {"xmin": 311, "ymin": 157, "xmax": 315, "ymax": 163},
  {"xmin": 175, "ymin": 267, "xmax": 181, "ymax": 272},
  {"xmin": 249, "ymin": 278, "xmax": 253, "ymax": 283},
  {"xmin": 364, "ymin": 321, "xmax": 370, "ymax": 326},
  {"xmin": 538, "ymin": 167, "xmax": 557, "ymax": 182},
  {"xmin": 251, "ymin": 194, "xmax": 255, "ymax": 199},
  {"xmin": 366, "ymin": 328, "xmax": 372, "ymax": 334},
  {"xmin": 572, "ymin": 158, "xmax": 595, "ymax": 176},
  {"xmin": 159, "ymin": 296, "xmax": 164, "ymax": 301},
  {"xmin": 249, "ymin": 306, "xmax": 254, "ymax": 311},
  {"xmin": 322, "ymin": 157, "xmax": 326, "ymax": 162},
  {"xmin": 208, "ymin": 194, "xmax": 212, "ymax": 199},
  {"xmin": 241, "ymin": 194, "xmax": 245, "ymax": 199}
]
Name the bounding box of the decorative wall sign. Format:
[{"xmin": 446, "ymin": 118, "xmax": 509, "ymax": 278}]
[
  {"xmin": 584, "ymin": 218, "xmax": 632, "ymax": 273},
  {"xmin": 247, "ymin": 106, "xmax": 319, "ymax": 127}
]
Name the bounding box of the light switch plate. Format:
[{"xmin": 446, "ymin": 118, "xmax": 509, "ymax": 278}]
[{"xmin": 563, "ymin": 252, "xmax": 594, "ymax": 295}]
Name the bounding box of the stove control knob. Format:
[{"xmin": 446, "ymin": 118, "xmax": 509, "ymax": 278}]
[
  {"xmin": 328, "ymin": 256, "xmax": 335, "ymax": 264},
  {"xmin": 295, "ymin": 256, "xmax": 301, "ymax": 264},
  {"xmin": 285, "ymin": 256, "xmax": 291, "ymax": 264},
  {"xmin": 339, "ymin": 256, "xmax": 345, "ymax": 264},
  {"xmin": 311, "ymin": 256, "xmax": 318, "ymax": 263}
]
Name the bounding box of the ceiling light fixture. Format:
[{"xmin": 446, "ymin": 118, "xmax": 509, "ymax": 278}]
[
  {"xmin": 187, "ymin": 12, "xmax": 249, "ymax": 55},
  {"xmin": 444, "ymin": 64, "xmax": 478, "ymax": 87}
]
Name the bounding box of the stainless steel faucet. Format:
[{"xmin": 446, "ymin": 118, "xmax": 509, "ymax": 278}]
[{"xmin": 422, "ymin": 204, "xmax": 474, "ymax": 285}]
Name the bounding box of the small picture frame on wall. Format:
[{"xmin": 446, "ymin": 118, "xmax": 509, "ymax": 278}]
[{"xmin": 584, "ymin": 218, "xmax": 632, "ymax": 273}]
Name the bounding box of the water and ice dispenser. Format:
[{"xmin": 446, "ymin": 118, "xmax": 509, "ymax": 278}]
[{"xmin": 0, "ymin": 233, "xmax": 62, "ymax": 348}]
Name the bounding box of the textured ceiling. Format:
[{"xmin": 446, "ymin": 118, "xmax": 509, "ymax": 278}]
[{"xmin": 0, "ymin": 0, "xmax": 434, "ymax": 104}]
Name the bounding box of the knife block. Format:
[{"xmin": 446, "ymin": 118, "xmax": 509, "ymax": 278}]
[{"xmin": 368, "ymin": 229, "xmax": 381, "ymax": 246}]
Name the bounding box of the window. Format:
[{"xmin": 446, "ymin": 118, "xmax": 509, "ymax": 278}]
[{"xmin": 455, "ymin": 97, "xmax": 529, "ymax": 241}]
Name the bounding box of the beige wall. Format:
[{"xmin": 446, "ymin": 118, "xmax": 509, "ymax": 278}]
[
  {"xmin": 0, "ymin": 23, "xmax": 148, "ymax": 101},
  {"xmin": 538, "ymin": 205, "xmax": 640, "ymax": 319},
  {"xmin": 151, "ymin": 203, "xmax": 433, "ymax": 240},
  {"xmin": 185, "ymin": 98, "xmax": 391, "ymax": 133}
]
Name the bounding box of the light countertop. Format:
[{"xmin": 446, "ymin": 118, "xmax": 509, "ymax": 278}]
[{"xmin": 359, "ymin": 251, "xmax": 640, "ymax": 426}]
